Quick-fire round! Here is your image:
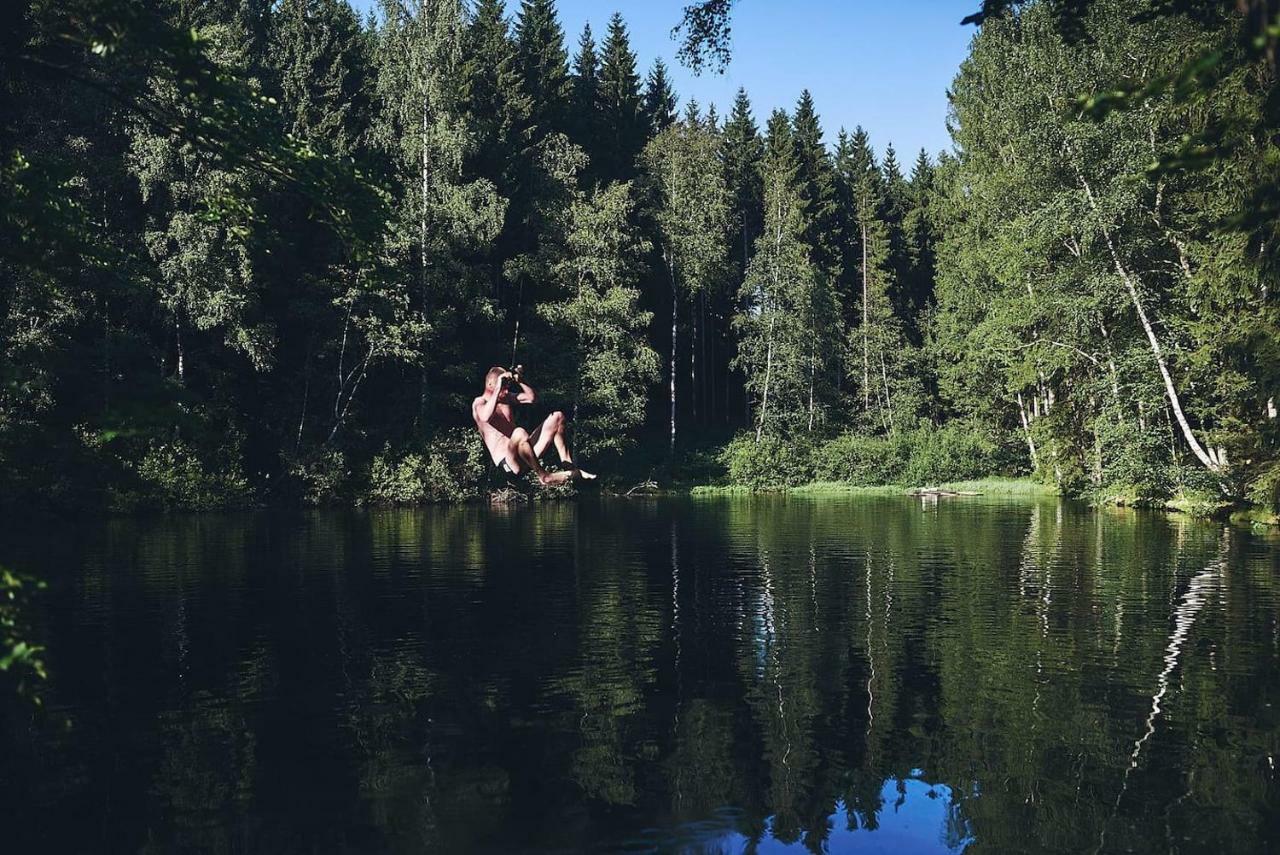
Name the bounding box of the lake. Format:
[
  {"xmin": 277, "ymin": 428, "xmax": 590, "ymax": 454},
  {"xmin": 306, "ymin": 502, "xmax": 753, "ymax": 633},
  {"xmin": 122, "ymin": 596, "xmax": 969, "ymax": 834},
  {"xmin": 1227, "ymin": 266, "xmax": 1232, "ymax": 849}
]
[{"xmin": 1, "ymin": 495, "xmax": 1277, "ymax": 853}]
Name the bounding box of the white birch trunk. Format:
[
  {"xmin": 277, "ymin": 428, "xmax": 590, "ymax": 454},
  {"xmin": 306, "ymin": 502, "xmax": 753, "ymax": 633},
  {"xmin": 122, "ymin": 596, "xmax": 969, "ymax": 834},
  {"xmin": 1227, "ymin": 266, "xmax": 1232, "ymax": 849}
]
[
  {"xmin": 670, "ymin": 253, "xmax": 678, "ymax": 456},
  {"xmin": 757, "ymin": 315, "xmax": 775, "ymax": 443},
  {"xmin": 861, "ymin": 220, "xmax": 870, "ymax": 415},
  {"xmin": 1017, "ymin": 391, "xmax": 1039, "ymax": 470},
  {"xmin": 1076, "ymin": 170, "xmax": 1222, "ymax": 473}
]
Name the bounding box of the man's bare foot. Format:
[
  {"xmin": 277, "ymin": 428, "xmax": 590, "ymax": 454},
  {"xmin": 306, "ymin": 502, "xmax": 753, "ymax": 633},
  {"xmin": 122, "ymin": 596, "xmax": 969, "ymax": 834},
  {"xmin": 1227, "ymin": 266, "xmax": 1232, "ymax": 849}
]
[
  {"xmin": 539, "ymin": 470, "xmax": 574, "ymax": 486},
  {"xmin": 561, "ymin": 461, "xmax": 597, "ymax": 481}
]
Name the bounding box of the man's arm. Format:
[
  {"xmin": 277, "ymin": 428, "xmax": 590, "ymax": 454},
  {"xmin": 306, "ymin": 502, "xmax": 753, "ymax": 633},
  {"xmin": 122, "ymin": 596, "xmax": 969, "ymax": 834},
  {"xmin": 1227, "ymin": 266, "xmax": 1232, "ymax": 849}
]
[
  {"xmin": 475, "ymin": 381, "xmax": 505, "ymax": 424},
  {"xmin": 513, "ymin": 379, "xmax": 536, "ymax": 404}
]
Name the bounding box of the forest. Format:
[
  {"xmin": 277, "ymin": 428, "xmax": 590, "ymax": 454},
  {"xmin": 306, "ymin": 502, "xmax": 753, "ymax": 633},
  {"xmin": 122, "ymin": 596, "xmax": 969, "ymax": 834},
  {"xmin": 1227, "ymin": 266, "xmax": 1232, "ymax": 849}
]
[{"xmin": 2, "ymin": 0, "xmax": 1278, "ymax": 514}]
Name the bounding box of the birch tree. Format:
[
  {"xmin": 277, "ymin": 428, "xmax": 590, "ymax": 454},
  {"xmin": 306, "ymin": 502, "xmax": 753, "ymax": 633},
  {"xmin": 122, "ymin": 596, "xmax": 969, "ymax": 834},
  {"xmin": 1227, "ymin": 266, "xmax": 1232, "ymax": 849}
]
[{"xmin": 641, "ymin": 110, "xmax": 729, "ymax": 453}]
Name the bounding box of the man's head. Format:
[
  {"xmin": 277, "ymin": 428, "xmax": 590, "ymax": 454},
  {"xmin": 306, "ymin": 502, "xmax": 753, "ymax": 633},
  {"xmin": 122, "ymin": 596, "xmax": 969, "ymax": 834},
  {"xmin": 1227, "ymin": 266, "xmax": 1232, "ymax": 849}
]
[{"xmin": 484, "ymin": 366, "xmax": 506, "ymax": 393}]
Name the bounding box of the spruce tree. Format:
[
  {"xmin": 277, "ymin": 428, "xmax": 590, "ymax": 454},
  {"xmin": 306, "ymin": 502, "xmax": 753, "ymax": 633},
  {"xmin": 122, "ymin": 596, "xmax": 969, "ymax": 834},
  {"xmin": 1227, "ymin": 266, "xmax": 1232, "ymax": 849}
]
[
  {"xmin": 270, "ymin": 0, "xmax": 371, "ymax": 157},
  {"xmin": 879, "ymin": 142, "xmax": 915, "ymax": 321},
  {"xmin": 790, "ymin": 90, "xmax": 841, "ymax": 278},
  {"xmin": 596, "ymin": 12, "xmax": 644, "ymax": 182},
  {"xmin": 833, "ymin": 126, "xmax": 911, "ymax": 431},
  {"xmin": 899, "ymin": 148, "xmax": 937, "ymax": 342},
  {"xmin": 880, "ymin": 144, "xmax": 908, "ymax": 223},
  {"xmin": 642, "ymin": 58, "xmax": 678, "ymax": 136},
  {"xmin": 461, "ymin": 0, "xmax": 530, "ymax": 185},
  {"xmin": 568, "ymin": 23, "xmax": 600, "ymax": 159},
  {"xmin": 514, "ymin": 0, "xmax": 570, "ymax": 140},
  {"xmin": 722, "ymin": 87, "xmax": 763, "ymax": 269}
]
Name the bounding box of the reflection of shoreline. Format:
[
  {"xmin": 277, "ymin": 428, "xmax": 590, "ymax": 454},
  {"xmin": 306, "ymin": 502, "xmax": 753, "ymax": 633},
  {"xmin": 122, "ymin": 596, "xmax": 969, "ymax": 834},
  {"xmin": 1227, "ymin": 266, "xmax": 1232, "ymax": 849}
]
[{"xmin": 6, "ymin": 499, "xmax": 1273, "ymax": 854}]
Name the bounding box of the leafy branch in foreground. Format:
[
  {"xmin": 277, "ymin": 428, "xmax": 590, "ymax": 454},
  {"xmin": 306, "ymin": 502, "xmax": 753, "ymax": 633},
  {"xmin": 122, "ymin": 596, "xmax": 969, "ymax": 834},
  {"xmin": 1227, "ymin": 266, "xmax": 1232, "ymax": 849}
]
[
  {"xmin": 2, "ymin": 0, "xmax": 388, "ymax": 277},
  {"xmin": 1, "ymin": 566, "xmax": 47, "ymax": 705}
]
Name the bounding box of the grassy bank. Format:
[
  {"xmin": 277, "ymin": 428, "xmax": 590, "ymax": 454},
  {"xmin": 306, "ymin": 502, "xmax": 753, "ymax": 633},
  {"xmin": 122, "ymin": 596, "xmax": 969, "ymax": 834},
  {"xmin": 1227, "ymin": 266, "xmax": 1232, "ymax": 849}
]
[{"xmin": 689, "ymin": 476, "xmax": 1056, "ymax": 499}]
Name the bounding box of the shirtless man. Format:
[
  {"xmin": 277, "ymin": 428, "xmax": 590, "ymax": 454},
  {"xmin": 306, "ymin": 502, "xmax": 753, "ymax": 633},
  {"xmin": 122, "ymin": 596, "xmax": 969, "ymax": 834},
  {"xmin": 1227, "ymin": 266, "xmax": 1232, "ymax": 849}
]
[{"xmin": 472, "ymin": 366, "xmax": 596, "ymax": 485}]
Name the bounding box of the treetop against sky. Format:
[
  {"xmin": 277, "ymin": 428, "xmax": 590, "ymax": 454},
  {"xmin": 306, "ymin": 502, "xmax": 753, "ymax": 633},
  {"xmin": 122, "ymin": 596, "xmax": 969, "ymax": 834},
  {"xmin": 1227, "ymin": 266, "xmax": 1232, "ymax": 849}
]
[{"xmin": 347, "ymin": 0, "xmax": 970, "ymax": 158}]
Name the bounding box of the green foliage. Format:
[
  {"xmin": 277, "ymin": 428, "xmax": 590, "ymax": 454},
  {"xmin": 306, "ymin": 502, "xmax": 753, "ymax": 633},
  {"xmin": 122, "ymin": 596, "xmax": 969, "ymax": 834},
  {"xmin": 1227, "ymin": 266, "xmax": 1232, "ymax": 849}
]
[
  {"xmin": 641, "ymin": 58, "xmax": 677, "ymax": 135},
  {"xmin": 719, "ymin": 433, "xmax": 815, "ymax": 489},
  {"xmin": 1246, "ymin": 461, "xmax": 1280, "ymax": 514},
  {"xmin": 0, "ymin": 566, "xmax": 47, "ymax": 705},
  {"xmin": 934, "ymin": 0, "xmax": 1279, "ymax": 507},
  {"xmin": 532, "ymin": 139, "xmax": 660, "ymax": 459},
  {"xmin": 283, "ymin": 446, "xmax": 349, "ymax": 506},
  {"xmin": 3, "ymin": 0, "xmax": 1277, "ymax": 517},
  {"xmin": 595, "ymin": 13, "xmax": 645, "ymax": 182},
  {"xmin": 514, "ymin": 0, "xmax": 571, "ymax": 138},
  {"xmin": 113, "ymin": 439, "xmax": 254, "ymax": 512},
  {"xmin": 897, "ymin": 422, "xmax": 1005, "ymax": 485},
  {"xmin": 812, "ymin": 433, "xmax": 906, "ymax": 485},
  {"xmin": 367, "ymin": 429, "xmax": 488, "ymax": 504},
  {"xmin": 728, "ymin": 422, "xmax": 1009, "ymax": 490}
]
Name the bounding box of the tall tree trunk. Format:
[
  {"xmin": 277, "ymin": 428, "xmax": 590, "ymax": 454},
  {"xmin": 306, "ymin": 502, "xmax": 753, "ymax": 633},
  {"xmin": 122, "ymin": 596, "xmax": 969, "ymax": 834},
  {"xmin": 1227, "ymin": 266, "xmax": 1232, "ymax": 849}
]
[
  {"xmin": 174, "ymin": 314, "xmax": 185, "ymax": 384},
  {"xmin": 668, "ymin": 250, "xmax": 678, "ymax": 457},
  {"xmin": 690, "ymin": 292, "xmax": 697, "ymax": 426},
  {"xmin": 419, "ymin": 105, "xmax": 431, "ymax": 425},
  {"xmin": 861, "ymin": 221, "xmax": 870, "ymax": 416},
  {"xmin": 757, "ymin": 314, "xmax": 775, "ymax": 442},
  {"xmin": 1076, "ymin": 169, "xmax": 1221, "ymax": 474},
  {"xmin": 1017, "ymin": 391, "xmax": 1039, "ymax": 470},
  {"xmin": 879, "ymin": 350, "xmax": 894, "ymax": 432}
]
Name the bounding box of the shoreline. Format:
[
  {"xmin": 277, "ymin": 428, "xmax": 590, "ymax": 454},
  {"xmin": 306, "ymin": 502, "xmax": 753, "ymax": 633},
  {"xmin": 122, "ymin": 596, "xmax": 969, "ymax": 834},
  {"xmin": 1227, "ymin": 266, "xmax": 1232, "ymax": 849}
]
[{"xmin": 8, "ymin": 476, "xmax": 1278, "ymax": 528}]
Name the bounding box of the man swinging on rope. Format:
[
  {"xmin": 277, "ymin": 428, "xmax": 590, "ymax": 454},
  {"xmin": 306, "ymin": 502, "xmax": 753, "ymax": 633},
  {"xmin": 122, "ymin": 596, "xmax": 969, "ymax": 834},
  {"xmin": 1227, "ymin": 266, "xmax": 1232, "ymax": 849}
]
[{"xmin": 472, "ymin": 366, "xmax": 596, "ymax": 485}]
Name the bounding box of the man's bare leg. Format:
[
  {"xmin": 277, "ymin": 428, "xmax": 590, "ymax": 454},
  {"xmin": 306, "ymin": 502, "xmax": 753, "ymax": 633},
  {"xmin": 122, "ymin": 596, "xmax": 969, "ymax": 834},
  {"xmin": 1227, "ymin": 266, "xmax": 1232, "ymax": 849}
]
[
  {"xmin": 511, "ymin": 428, "xmax": 571, "ymax": 485},
  {"xmin": 531, "ymin": 411, "xmax": 595, "ymax": 480}
]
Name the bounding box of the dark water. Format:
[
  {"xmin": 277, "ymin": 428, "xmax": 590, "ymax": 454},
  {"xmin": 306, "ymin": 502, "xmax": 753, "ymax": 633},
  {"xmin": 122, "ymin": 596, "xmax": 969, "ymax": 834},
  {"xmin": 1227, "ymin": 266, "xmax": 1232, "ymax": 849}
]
[{"xmin": 2, "ymin": 495, "xmax": 1278, "ymax": 854}]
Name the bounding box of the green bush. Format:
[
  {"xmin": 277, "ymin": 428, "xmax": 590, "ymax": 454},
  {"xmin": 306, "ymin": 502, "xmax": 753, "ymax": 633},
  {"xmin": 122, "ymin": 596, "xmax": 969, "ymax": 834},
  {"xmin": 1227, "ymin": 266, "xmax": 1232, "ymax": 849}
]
[
  {"xmin": 720, "ymin": 433, "xmax": 815, "ymax": 489},
  {"xmin": 900, "ymin": 422, "xmax": 1002, "ymax": 485},
  {"xmin": 1246, "ymin": 461, "xmax": 1280, "ymax": 514},
  {"xmin": 1095, "ymin": 422, "xmax": 1178, "ymax": 505},
  {"xmin": 812, "ymin": 434, "xmax": 903, "ymax": 485},
  {"xmin": 367, "ymin": 428, "xmax": 488, "ymax": 505},
  {"xmin": 725, "ymin": 421, "xmax": 1007, "ymax": 490},
  {"xmin": 114, "ymin": 438, "xmax": 254, "ymax": 512},
  {"xmin": 283, "ymin": 446, "xmax": 349, "ymax": 506}
]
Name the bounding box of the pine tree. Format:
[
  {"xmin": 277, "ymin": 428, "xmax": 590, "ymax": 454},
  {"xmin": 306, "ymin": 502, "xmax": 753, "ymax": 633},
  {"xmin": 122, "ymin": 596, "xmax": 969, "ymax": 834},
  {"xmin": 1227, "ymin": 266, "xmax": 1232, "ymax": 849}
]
[
  {"xmin": 642, "ymin": 58, "xmax": 678, "ymax": 136},
  {"xmin": 898, "ymin": 148, "xmax": 937, "ymax": 342},
  {"xmin": 461, "ymin": 0, "xmax": 530, "ymax": 184},
  {"xmin": 568, "ymin": 23, "xmax": 600, "ymax": 158},
  {"xmin": 834, "ymin": 127, "xmax": 912, "ymax": 431},
  {"xmin": 596, "ymin": 12, "xmax": 644, "ymax": 182},
  {"xmin": 270, "ymin": 0, "xmax": 371, "ymax": 157},
  {"xmin": 514, "ymin": 0, "xmax": 570, "ymax": 141},
  {"xmin": 722, "ymin": 88, "xmax": 763, "ymax": 270},
  {"xmin": 791, "ymin": 90, "xmax": 841, "ymax": 278}
]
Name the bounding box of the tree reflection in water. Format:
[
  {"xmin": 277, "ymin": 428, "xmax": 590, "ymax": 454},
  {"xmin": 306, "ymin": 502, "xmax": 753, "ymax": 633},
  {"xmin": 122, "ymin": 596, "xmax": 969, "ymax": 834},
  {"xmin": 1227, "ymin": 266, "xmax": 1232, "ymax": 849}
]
[{"xmin": 1, "ymin": 497, "xmax": 1277, "ymax": 853}]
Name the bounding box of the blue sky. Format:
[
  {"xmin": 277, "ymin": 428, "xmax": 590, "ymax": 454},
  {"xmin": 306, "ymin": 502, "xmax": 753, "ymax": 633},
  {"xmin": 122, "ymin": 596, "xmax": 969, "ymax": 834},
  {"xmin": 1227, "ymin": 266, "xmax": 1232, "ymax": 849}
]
[{"xmin": 350, "ymin": 1, "xmax": 975, "ymax": 161}]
